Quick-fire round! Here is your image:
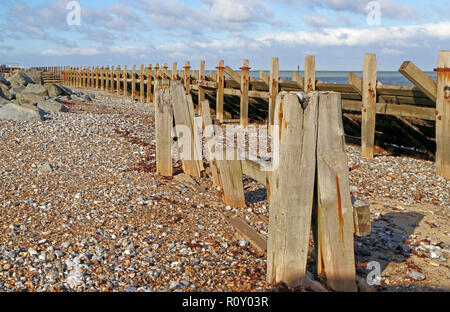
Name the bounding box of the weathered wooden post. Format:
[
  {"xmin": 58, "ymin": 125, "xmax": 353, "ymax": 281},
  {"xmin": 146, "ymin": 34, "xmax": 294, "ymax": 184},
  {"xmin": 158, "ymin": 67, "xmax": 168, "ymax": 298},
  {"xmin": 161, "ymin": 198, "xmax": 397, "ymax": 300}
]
[
  {"xmin": 131, "ymin": 64, "xmax": 136, "ymax": 100},
  {"xmin": 200, "ymin": 100, "xmax": 221, "ymax": 188},
  {"xmin": 155, "ymin": 79, "xmax": 173, "ymax": 177},
  {"xmin": 147, "ymin": 64, "xmax": 153, "ymax": 103},
  {"xmin": 199, "ymin": 60, "xmax": 206, "ymax": 108},
  {"xmin": 435, "ymin": 51, "xmax": 450, "ymax": 178},
  {"xmin": 184, "ymin": 62, "xmax": 191, "ymax": 95},
  {"xmin": 123, "ymin": 65, "xmax": 128, "ymax": 96},
  {"xmin": 109, "ymin": 66, "xmax": 114, "ymax": 92},
  {"xmin": 154, "ymin": 63, "xmax": 160, "ymax": 79},
  {"xmin": 216, "ymin": 60, "xmax": 225, "ymax": 122},
  {"xmin": 304, "ymin": 55, "xmax": 316, "ymax": 91},
  {"xmin": 116, "ymin": 65, "xmax": 121, "ymax": 94},
  {"xmin": 172, "ymin": 62, "xmax": 177, "ymax": 81},
  {"xmin": 269, "ymin": 57, "xmax": 279, "ymax": 127},
  {"xmin": 140, "ymin": 64, "xmax": 145, "ymax": 102},
  {"xmin": 316, "ymin": 92, "xmax": 357, "ymax": 292},
  {"xmin": 361, "ymin": 53, "xmax": 377, "ymax": 159},
  {"xmin": 267, "ymin": 92, "xmax": 318, "ymax": 288},
  {"xmin": 240, "ymin": 59, "xmax": 250, "ymax": 127}
]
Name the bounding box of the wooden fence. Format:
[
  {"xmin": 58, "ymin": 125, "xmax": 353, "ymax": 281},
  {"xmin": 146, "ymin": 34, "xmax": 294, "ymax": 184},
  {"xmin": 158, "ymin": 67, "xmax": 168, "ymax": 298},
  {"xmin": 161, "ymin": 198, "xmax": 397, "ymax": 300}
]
[{"xmin": 51, "ymin": 50, "xmax": 448, "ymax": 179}]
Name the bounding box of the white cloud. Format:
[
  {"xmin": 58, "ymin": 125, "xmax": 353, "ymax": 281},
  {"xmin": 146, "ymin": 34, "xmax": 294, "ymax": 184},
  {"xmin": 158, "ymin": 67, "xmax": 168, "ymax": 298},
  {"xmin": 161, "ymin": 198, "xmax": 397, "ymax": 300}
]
[
  {"xmin": 40, "ymin": 48, "xmax": 104, "ymax": 56},
  {"xmin": 381, "ymin": 48, "xmax": 404, "ymax": 55}
]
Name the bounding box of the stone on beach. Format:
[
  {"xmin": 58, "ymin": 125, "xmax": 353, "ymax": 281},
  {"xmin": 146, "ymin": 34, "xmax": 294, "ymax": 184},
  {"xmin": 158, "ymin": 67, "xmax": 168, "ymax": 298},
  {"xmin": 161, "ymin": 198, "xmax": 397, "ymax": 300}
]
[{"xmin": 0, "ymin": 103, "xmax": 44, "ymax": 121}]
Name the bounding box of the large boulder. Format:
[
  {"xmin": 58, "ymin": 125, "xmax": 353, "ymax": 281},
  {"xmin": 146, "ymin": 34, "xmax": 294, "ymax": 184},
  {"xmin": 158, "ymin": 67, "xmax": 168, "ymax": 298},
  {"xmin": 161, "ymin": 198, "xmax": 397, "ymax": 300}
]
[
  {"xmin": 25, "ymin": 70, "xmax": 43, "ymax": 84},
  {"xmin": 16, "ymin": 93, "xmax": 47, "ymax": 105},
  {"xmin": 0, "ymin": 84, "xmax": 14, "ymax": 100},
  {"xmin": 44, "ymin": 84, "xmax": 63, "ymax": 97},
  {"xmin": 23, "ymin": 83, "xmax": 48, "ymax": 96},
  {"xmin": 0, "ymin": 97, "xmax": 11, "ymax": 107},
  {"xmin": 37, "ymin": 99, "xmax": 68, "ymax": 113},
  {"xmin": 0, "ymin": 103, "xmax": 44, "ymax": 121},
  {"xmin": 8, "ymin": 72, "xmax": 33, "ymax": 88},
  {"xmin": 0, "ymin": 75, "xmax": 10, "ymax": 87}
]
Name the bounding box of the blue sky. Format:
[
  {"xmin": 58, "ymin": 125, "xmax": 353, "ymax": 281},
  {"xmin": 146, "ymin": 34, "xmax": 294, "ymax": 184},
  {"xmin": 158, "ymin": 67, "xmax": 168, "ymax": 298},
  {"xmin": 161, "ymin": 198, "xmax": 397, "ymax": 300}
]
[{"xmin": 0, "ymin": 0, "xmax": 448, "ymax": 70}]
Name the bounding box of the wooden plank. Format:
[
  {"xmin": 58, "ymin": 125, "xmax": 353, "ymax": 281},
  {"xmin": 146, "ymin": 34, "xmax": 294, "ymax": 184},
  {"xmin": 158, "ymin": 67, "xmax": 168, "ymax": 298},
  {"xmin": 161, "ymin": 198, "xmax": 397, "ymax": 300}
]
[
  {"xmin": 317, "ymin": 83, "xmax": 355, "ymax": 93},
  {"xmin": 292, "ymin": 72, "xmax": 304, "ymax": 90},
  {"xmin": 198, "ymin": 81, "xmax": 218, "ymax": 89},
  {"xmin": 348, "ymin": 73, "xmax": 362, "ymax": 95},
  {"xmin": 155, "ymin": 79, "xmax": 173, "ymax": 177},
  {"xmin": 353, "ymin": 200, "xmax": 371, "ymax": 237},
  {"xmin": 341, "ymin": 100, "xmax": 436, "ymax": 120},
  {"xmin": 216, "ymin": 60, "xmax": 225, "ymax": 122},
  {"xmin": 170, "ymin": 81, "xmax": 203, "ymax": 177},
  {"xmin": 377, "ymin": 84, "xmax": 428, "ymax": 98},
  {"xmin": 140, "ymin": 64, "xmax": 145, "ymax": 102},
  {"xmin": 316, "ymin": 92, "xmax": 357, "ymax": 292},
  {"xmin": 186, "ymin": 94, "xmax": 205, "ymax": 171},
  {"xmin": 240, "ymin": 59, "xmax": 250, "ymax": 127},
  {"xmin": 435, "ymin": 51, "xmax": 450, "ymax": 178},
  {"xmin": 131, "ymin": 65, "xmax": 136, "ymax": 100},
  {"xmin": 267, "ymin": 92, "xmax": 318, "ymax": 288},
  {"xmin": 224, "ymin": 66, "xmax": 241, "ymax": 84},
  {"xmin": 399, "ymin": 61, "xmax": 437, "ymax": 102},
  {"xmin": 172, "ymin": 62, "xmax": 177, "ymax": 81},
  {"xmin": 361, "ymin": 53, "xmax": 377, "ymax": 158},
  {"xmin": 200, "ymin": 100, "xmax": 220, "ymax": 188},
  {"xmin": 215, "ymin": 148, "xmax": 246, "ymax": 208},
  {"xmin": 269, "ymin": 57, "xmax": 279, "ymax": 127},
  {"xmin": 304, "ymin": 56, "xmax": 316, "ymax": 91},
  {"xmin": 241, "ymin": 158, "xmax": 267, "ymax": 185}
]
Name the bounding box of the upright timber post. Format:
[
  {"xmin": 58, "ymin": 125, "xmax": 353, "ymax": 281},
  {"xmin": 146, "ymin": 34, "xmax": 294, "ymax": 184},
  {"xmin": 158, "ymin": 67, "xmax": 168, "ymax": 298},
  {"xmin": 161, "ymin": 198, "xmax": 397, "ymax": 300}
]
[
  {"xmin": 361, "ymin": 53, "xmax": 377, "ymax": 159},
  {"xmin": 123, "ymin": 65, "xmax": 128, "ymax": 96},
  {"xmin": 216, "ymin": 60, "xmax": 225, "ymax": 122},
  {"xmin": 269, "ymin": 57, "xmax": 279, "ymax": 127},
  {"xmin": 154, "ymin": 64, "xmax": 160, "ymax": 79},
  {"xmin": 304, "ymin": 55, "xmax": 315, "ymax": 91},
  {"xmin": 172, "ymin": 62, "xmax": 177, "ymax": 81},
  {"xmin": 140, "ymin": 64, "xmax": 145, "ymax": 102},
  {"xmin": 109, "ymin": 66, "xmax": 114, "ymax": 92},
  {"xmin": 147, "ymin": 64, "xmax": 153, "ymax": 103},
  {"xmin": 116, "ymin": 66, "xmax": 121, "ymax": 94},
  {"xmin": 199, "ymin": 60, "xmax": 206, "ymax": 108},
  {"xmin": 131, "ymin": 64, "xmax": 136, "ymax": 101},
  {"xmin": 155, "ymin": 79, "xmax": 173, "ymax": 177},
  {"xmin": 435, "ymin": 51, "xmax": 450, "ymax": 179},
  {"xmin": 240, "ymin": 59, "xmax": 250, "ymax": 127},
  {"xmin": 184, "ymin": 62, "xmax": 191, "ymax": 95}
]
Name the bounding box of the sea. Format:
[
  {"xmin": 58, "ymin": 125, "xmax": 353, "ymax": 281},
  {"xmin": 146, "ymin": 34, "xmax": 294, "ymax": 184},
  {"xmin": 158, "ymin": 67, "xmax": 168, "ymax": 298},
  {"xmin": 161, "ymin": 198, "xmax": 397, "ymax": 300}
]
[{"xmin": 249, "ymin": 71, "xmax": 437, "ymax": 86}]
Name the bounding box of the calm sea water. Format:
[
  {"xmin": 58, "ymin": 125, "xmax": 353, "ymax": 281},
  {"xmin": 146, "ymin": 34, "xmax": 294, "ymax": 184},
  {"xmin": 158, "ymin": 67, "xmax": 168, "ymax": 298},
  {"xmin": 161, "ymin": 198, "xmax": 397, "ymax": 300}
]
[{"xmin": 249, "ymin": 71, "xmax": 437, "ymax": 86}]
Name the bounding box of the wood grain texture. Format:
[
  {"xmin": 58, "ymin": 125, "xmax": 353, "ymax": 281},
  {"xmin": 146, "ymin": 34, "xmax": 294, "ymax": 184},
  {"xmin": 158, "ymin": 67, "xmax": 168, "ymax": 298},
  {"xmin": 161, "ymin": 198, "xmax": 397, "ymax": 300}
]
[
  {"xmin": 436, "ymin": 51, "xmax": 450, "ymax": 178},
  {"xmin": 361, "ymin": 54, "xmax": 377, "ymax": 158},
  {"xmin": 155, "ymin": 79, "xmax": 173, "ymax": 177}
]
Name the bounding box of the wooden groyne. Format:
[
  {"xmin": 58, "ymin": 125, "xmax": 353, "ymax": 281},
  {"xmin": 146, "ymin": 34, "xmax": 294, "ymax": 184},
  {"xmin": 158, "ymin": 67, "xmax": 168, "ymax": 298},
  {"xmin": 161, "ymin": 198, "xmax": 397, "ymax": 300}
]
[{"xmin": 36, "ymin": 50, "xmax": 449, "ymax": 179}]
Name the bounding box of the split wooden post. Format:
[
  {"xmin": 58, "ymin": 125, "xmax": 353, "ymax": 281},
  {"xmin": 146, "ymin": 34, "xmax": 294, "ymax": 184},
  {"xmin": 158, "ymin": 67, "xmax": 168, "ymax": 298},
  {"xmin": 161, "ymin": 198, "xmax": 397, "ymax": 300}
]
[
  {"xmin": 267, "ymin": 92, "xmax": 318, "ymax": 288},
  {"xmin": 96, "ymin": 66, "xmax": 100, "ymax": 89},
  {"xmin": 84, "ymin": 67, "xmax": 88, "ymax": 88},
  {"xmin": 170, "ymin": 81, "xmax": 203, "ymax": 177},
  {"xmin": 316, "ymin": 92, "xmax": 357, "ymax": 292},
  {"xmin": 140, "ymin": 64, "xmax": 145, "ymax": 102},
  {"xmin": 109, "ymin": 66, "xmax": 114, "ymax": 92},
  {"xmin": 240, "ymin": 59, "xmax": 250, "ymax": 127},
  {"xmin": 123, "ymin": 65, "xmax": 128, "ymax": 96},
  {"xmin": 361, "ymin": 53, "xmax": 377, "ymax": 159},
  {"xmin": 172, "ymin": 62, "xmax": 177, "ymax": 81},
  {"xmin": 100, "ymin": 66, "xmax": 104, "ymax": 91},
  {"xmin": 216, "ymin": 60, "xmax": 225, "ymax": 122},
  {"xmin": 154, "ymin": 63, "xmax": 160, "ymax": 79},
  {"xmin": 155, "ymin": 79, "xmax": 173, "ymax": 177},
  {"xmin": 184, "ymin": 62, "xmax": 191, "ymax": 95},
  {"xmin": 268, "ymin": 57, "xmax": 279, "ymax": 127},
  {"xmin": 147, "ymin": 64, "xmax": 153, "ymax": 103},
  {"xmin": 200, "ymin": 100, "xmax": 221, "ymax": 188},
  {"xmin": 304, "ymin": 56, "xmax": 316, "ymax": 91},
  {"xmin": 199, "ymin": 60, "xmax": 206, "ymax": 107},
  {"xmin": 435, "ymin": 51, "xmax": 450, "ymax": 179},
  {"xmin": 131, "ymin": 64, "xmax": 136, "ymax": 100}
]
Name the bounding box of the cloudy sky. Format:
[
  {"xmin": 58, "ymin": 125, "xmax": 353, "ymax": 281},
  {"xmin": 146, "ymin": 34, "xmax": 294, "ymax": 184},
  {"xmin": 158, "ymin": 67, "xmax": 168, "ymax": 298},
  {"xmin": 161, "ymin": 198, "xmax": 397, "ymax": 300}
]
[{"xmin": 0, "ymin": 0, "xmax": 448, "ymax": 70}]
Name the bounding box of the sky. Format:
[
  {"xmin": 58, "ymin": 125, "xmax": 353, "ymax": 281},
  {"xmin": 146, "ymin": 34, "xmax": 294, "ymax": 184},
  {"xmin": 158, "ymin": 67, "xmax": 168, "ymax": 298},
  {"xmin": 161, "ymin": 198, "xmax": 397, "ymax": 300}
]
[{"xmin": 0, "ymin": 0, "xmax": 448, "ymax": 70}]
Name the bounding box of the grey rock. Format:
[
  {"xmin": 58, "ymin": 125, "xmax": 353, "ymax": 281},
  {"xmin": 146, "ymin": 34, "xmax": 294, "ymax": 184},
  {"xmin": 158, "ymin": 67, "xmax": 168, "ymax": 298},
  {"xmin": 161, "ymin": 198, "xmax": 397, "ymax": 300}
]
[
  {"xmin": 37, "ymin": 99, "xmax": 68, "ymax": 113},
  {"xmin": 8, "ymin": 72, "xmax": 33, "ymax": 88},
  {"xmin": 44, "ymin": 84, "xmax": 63, "ymax": 97},
  {"xmin": 16, "ymin": 93, "xmax": 44, "ymax": 105},
  {"xmin": 0, "ymin": 97, "xmax": 11, "ymax": 106},
  {"xmin": 0, "ymin": 75, "xmax": 10, "ymax": 87},
  {"xmin": 24, "ymin": 70, "xmax": 43, "ymax": 84},
  {"xmin": 124, "ymin": 286, "xmax": 137, "ymax": 292},
  {"xmin": 0, "ymin": 84, "xmax": 13, "ymax": 100},
  {"xmin": 23, "ymin": 84, "xmax": 48, "ymax": 97},
  {"xmin": 408, "ymin": 270, "xmax": 425, "ymax": 281},
  {"xmin": 239, "ymin": 240, "xmax": 249, "ymax": 247},
  {"xmin": 0, "ymin": 103, "xmax": 44, "ymax": 121},
  {"xmin": 169, "ymin": 281, "xmax": 180, "ymax": 290},
  {"xmin": 37, "ymin": 162, "xmax": 53, "ymax": 174}
]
